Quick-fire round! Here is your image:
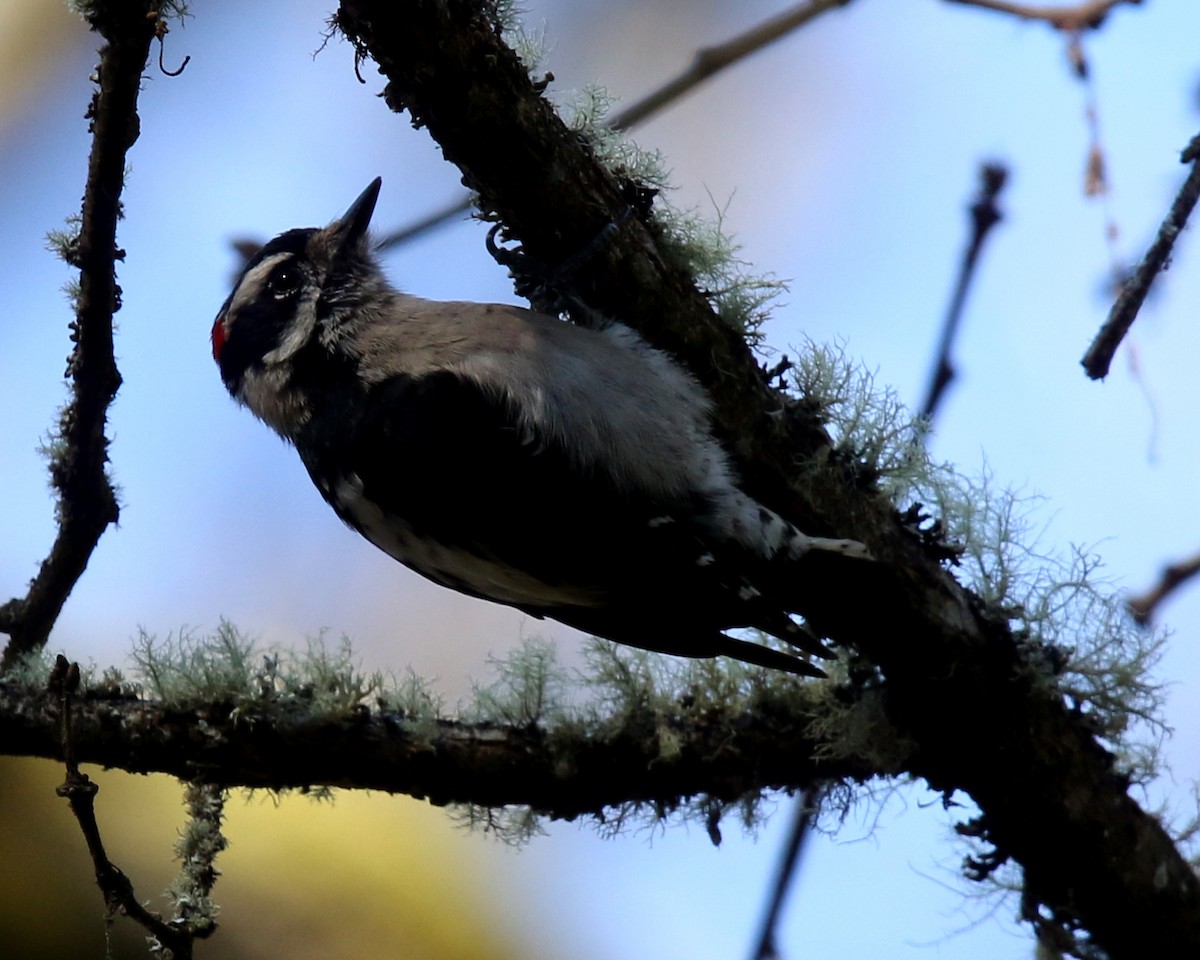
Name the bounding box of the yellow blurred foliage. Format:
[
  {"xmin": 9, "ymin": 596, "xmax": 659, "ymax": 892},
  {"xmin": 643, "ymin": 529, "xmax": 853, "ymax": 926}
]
[{"xmin": 0, "ymin": 756, "xmax": 527, "ymax": 960}]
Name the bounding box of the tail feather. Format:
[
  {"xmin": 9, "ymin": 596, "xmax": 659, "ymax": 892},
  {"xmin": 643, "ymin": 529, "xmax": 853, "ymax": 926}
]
[
  {"xmin": 713, "ymin": 634, "xmax": 829, "ymax": 678},
  {"xmin": 786, "ymin": 531, "xmax": 872, "ymax": 561},
  {"xmin": 758, "ymin": 614, "xmax": 838, "ymax": 661}
]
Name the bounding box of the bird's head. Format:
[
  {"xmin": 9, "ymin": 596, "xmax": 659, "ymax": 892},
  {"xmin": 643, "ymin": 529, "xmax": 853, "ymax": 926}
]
[{"xmin": 210, "ymin": 177, "xmax": 383, "ymax": 436}]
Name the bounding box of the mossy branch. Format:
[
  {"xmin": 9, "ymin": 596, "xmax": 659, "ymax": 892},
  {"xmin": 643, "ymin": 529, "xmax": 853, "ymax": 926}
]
[{"xmin": 0, "ymin": 674, "xmax": 873, "ymax": 823}]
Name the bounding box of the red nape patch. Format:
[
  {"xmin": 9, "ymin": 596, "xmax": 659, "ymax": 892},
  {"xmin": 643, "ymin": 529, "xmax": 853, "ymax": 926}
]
[{"xmin": 211, "ymin": 316, "xmax": 226, "ymax": 361}]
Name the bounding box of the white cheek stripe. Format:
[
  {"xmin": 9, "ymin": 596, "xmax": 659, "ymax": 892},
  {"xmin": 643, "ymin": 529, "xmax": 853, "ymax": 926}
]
[
  {"xmin": 264, "ymin": 315, "xmax": 316, "ymax": 366},
  {"xmin": 232, "ymin": 251, "xmax": 318, "ymax": 367},
  {"xmin": 229, "ymin": 252, "xmax": 292, "ymax": 319}
]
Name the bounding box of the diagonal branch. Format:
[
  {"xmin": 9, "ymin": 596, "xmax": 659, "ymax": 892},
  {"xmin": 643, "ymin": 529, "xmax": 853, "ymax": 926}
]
[
  {"xmin": 749, "ymin": 787, "xmax": 819, "ymax": 960},
  {"xmin": 0, "ymin": 4, "xmax": 169, "ymax": 671},
  {"xmin": 1081, "ymin": 133, "xmax": 1200, "ymax": 380},
  {"xmin": 331, "ymin": 3, "xmax": 1200, "ymax": 956},
  {"xmin": 1128, "ymin": 549, "xmax": 1200, "ymax": 627},
  {"xmin": 920, "ymin": 162, "xmax": 1009, "ymax": 422},
  {"xmin": 608, "ymin": 0, "xmax": 853, "ymax": 130}
]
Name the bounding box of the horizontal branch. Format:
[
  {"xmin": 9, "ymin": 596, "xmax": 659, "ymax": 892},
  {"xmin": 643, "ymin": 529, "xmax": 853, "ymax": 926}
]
[{"xmin": 0, "ymin": 681, "xmax": 872, "ymax": 820}]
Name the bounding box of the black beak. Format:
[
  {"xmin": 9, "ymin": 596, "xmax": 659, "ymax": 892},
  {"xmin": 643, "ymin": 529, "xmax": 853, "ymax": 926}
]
[{"xmin": 331, "ymin": 177, "xmax": 382, "ymax": 256}]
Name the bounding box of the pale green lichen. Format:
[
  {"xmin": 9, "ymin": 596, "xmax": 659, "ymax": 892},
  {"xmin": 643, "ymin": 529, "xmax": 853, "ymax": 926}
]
[
  {"xmin": 45, "ymin": 215, "xmax": 82, "ymax": 268},
  {"xmin": 462, "ymin": 635, "xmax": 572, "ymax": 728},
  {"xmin": 130, "ymin": 621, "xmax": 385, "ymax": 717},
  {"xmin": 132, "ymin": 621, "xmax": 257, "ymax": 703},
  {"xmin": 376, "ymin": 668, "xmax": 446, "ymax": 746},
  {"xmin": 559, "ymin": 85, "xmax": 785, "ymax": 340},
  {"xmin": 563, "ymin": 85, "xmax": 672, "ymax": 191},
  {"xmin": 451, "ymin": 637, "xmax": 823, "ymax": 844},
  {"xmin": 497, "ymin": 3, "xmax": 548, "ymax": 76},
  {"xmin": 163, "ymin": 781, "xmax": 226, "ymax": 938},
  {"xmin": 454, "ymin": 801, "xmax": 549, "ymax": 846},
  {"xmin": 574, "ymin": 641, "xmax": 812, "ymax": 842},
  {"xmin": 790, "ymin": 338, "xmax": 930, "ymax": 493},
  {"xmin": 805, "ymin": 677, "xmax": 917, "ymax": 776},
  {"xmin": 657, "ymin": 200, "xmax": 787, "ymax": 340},
  {"xmin": 45, "ymin": 217, "xmax": 84, "ymax": 317},
  {"xmin": 787, "ymin": 341, "xmax": 1168, "ymax": 784},
  {"xmin": 923, "ymin": 466, "xmax": 1166, "ymax": 781}
]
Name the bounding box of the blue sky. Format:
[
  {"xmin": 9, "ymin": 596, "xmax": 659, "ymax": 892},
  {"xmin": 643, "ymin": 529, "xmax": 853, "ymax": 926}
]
[{"xmin": 3, "ymin": 1, "xmax": 1199, "ymax": 957}]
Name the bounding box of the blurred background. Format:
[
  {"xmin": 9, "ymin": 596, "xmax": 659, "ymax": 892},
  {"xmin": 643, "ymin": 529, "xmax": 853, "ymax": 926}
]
[{"xmin": 2, "ymin": 1, "xmax": 1199, "ymax": 957}]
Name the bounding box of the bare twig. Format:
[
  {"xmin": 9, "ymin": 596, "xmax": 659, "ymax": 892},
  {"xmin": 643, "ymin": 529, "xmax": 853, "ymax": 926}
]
[
  {"xmin": 1128, "ymin": 551, "xmax": 1200, "ymax": 626},
  {"xmin": 376, "ymin": 0, "xmax": 852, "ymax": 253},
  {"xmin": 375, "ymin": 194, "xmax": 477, "ymax": 251},
  {"xmin": 49, "ymin": 657, "xmax": 211, "ymax": 960},
  {"xmin": 0, "ymin": 5, "xmax": 167, "ymax": 670},
  {"xmin": 608, "ymin": 0, "xmax": 852, "ymax": 131},
  {"xmin": 749, "ymin": 788, "xmax": 819, "ymax": 960},
  {"xmin": 942, "ymin": 0, "xmax": 1141, "ymax": 31},
  {"xmin": 158, "ymin": 41, "xmax": 190, "ymax": 77},
  {"xmin": 152, "ymin": 9, "xmax": 191, "ymax": 77},
  {"xmin": 920, "ymin": 162, "xmax": 1009, "ymax": 422},
  {"xmin": 1082, "ymin": 134, "xmax": 1200, "ymax": 379}
]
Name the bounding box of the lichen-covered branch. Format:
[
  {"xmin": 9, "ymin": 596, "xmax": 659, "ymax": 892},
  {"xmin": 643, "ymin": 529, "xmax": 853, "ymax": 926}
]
[
  {"xmin": 331, "ymin": 3, "xmax": 1200, "ymax": 955},
  {"xmin": 0, "ymin": 3, "xmax": 170, "ymax": 670},
  {"xmin": 0, "ymin": 677, "xmax": 873, "ymax": 820}
]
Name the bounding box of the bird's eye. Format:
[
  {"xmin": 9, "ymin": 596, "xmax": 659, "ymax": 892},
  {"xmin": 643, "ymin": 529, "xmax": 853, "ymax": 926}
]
[{"xmin": 268, "ymin": 266, "xmax": 302, "ymax": 300}]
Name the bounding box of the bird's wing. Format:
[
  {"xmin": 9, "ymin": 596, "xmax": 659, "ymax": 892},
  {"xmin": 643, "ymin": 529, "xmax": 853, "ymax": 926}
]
[
  {"xmin": 298, "ymin": 366, "xmax": 831, "ymax": 676},
  {"xmin": 300, "ymin": 368, "xmax": 689, "ymax": 609}
]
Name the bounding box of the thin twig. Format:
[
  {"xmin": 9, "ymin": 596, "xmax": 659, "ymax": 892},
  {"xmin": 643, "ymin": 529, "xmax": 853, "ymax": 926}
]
[
  {"xmin": 1081, "ymin": 134, "xmax": 1200, "ymax": 379},
  {"xmin": 749, "ymin": 788, "xmax": 819, "ymax": 960},
  {"xmin": 152, "ymin": 8, "xmax": 191, "ymax": 76},
  {"xmin": 375, "ymin": 195, "xmax": 474, "ymax": 251},
  {"xmin": 608, "ymin": 0, "xmax": 852, "ymax": 131},
  {"xmin": 158, "ymin": 41, "xmax": 190, "ymax": 77},
  {"xmin": 0, "ymin": 5, "xmax": 165, "ymax": 670},
  {"xmin": 376, "ymin": 0, "xmax": 851, "ymax": 253},
  {"xmin": 1128, "ymin": 550, "xmax": 1200, "ymax": 626},
  {"xmin": 50, "ymin": 657, "xmax": 203, "ymax": 960},
  {"xmin": 942, "ymin": 0, "xmax": 1141, "ymax": 31},
  {"xmin": 920, "ymin": 162, "xmax": 1009, "ymax": 422}
]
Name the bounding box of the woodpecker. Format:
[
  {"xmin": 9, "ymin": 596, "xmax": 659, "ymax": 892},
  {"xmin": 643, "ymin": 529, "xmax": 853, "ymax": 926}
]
[{"xmin": 211, "ymin": 179, "xmax": 868, "ymax": 676}]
